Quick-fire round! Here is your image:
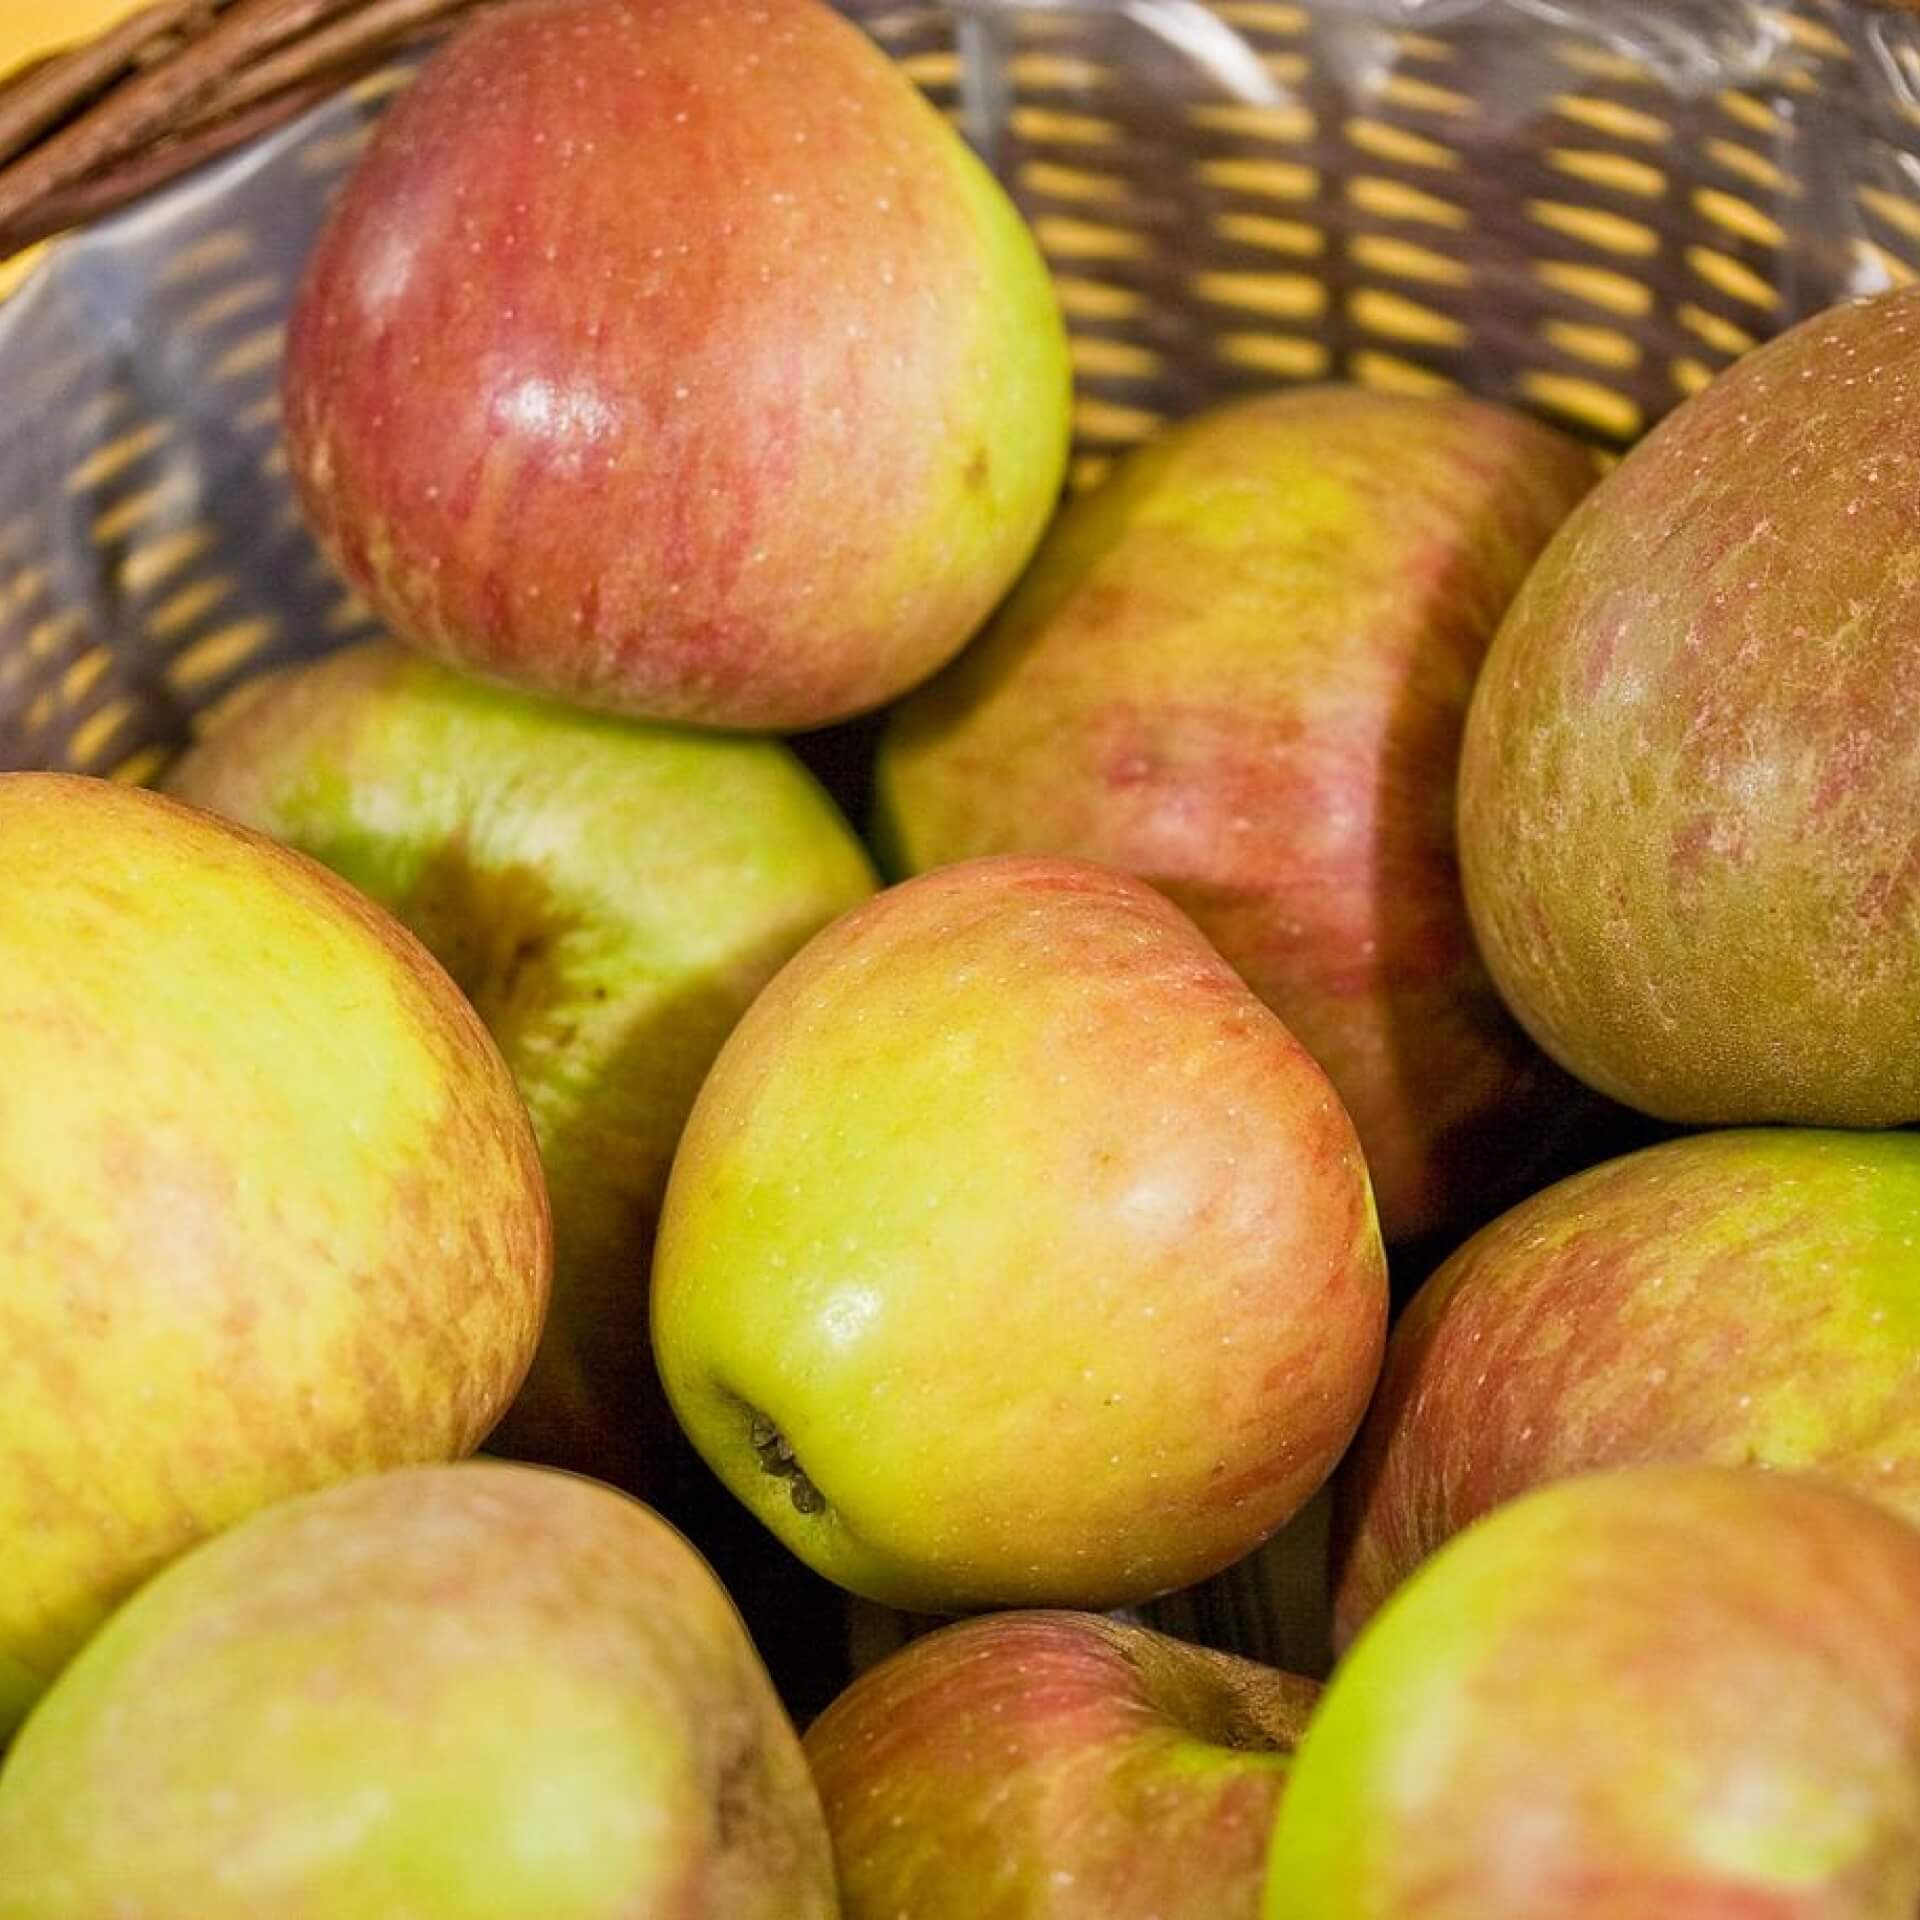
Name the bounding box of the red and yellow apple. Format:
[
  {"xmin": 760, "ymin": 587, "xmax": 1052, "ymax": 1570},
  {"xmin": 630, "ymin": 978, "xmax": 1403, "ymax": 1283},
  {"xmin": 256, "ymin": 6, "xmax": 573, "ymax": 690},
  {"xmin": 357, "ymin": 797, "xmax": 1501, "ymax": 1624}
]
[
  {"xmin": 1271, "ymin": 1466, "xmax": 1920, "ymax": 1917},
  {"xmin": 653, "ymin": 855, "xmax": 1388, "ymax": 1614},
  {"xmin": 0, "ymin": 1463, "xmax": 836, "ymax": 1917},
  {"xmin": 806, "ymin": 1610, "xmax": 1319, "ymax": 1919},
  {"xmin": 1333, "ymin": 1126, "xmax": 1920, "ymax": 1644},
  {"xmin": 166, "ymin": 639, "xmax": 875, "ymax": 1494},
  {"xmin": 879, "ymin": 387, "xmax": 1602, "ymax": 1244},
  {"xmin": 284, "ymin": 0, "xmax": 1073, "ymax": 731},
  {"xmin": 0, "ymin": 774, "xmax": 549, "ymax": 1737},
  {"xmin": 1460, "ymin": 284, "xmax": 1920, "ymax": 1125}
]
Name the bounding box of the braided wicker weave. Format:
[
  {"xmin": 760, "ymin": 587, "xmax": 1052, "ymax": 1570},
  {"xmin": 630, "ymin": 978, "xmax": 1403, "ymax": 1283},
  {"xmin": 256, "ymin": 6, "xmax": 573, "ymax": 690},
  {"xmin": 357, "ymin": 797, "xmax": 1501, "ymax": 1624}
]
[{"xmin": 1, "ymin": 0, "xmax": 1917, "ymax": 1679}]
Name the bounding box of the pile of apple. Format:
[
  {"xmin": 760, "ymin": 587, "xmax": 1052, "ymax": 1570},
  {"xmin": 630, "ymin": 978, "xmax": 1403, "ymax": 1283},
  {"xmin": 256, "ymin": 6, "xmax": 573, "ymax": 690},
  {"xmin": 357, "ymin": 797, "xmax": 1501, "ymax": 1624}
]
[{"xmin": 2, "ymin": 0, "xmax": 1918, "ymax": 1913}]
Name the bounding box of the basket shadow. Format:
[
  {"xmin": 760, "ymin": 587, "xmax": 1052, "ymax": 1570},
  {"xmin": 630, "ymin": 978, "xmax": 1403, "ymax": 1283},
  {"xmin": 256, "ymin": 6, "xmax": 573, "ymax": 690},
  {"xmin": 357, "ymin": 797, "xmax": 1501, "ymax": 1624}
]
[{"xmin": 378, "ymin": 832, "xmax": 858, "ymax": 1725}]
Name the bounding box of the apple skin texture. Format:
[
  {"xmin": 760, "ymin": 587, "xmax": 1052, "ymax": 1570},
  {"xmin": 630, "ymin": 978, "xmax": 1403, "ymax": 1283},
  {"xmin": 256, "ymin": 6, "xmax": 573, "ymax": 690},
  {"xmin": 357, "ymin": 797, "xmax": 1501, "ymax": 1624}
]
[
  {"xmin": 283, "ymin": 0, "xmax": 1073, "ymax": 731},
  {"xmin": 1333, "ymin": 1127, "xmax": 1920, "ymax": 1645},
  {"xmin": 806, "ymin": 1610, "xmax": 1319, "ymax": 1920},
  {"xmin": 166, "ymin": 639, "xmax": 875, "ymax": 1491},
  {"xmin": 0, "ymin": 774, "xmax": 549, "ymax": 1739},
  {"xmin": 1460, "ymin": 284, "xmax": 1920, "ymax": 1125},
  {"xmin": 879, "ymin": 387, "xmax": 1601, "ymax": 1245},
  {"xmin": 1270, "ymin": 1466, "xmax": 1920, "ymax": 1920},
  {"xmin": 0, "ymin": 1463, "xmax": 837, "ymax": 1920},
  {"xmin": 653, "ymin": 855, "xmax": 1388, "ymax": 1614}
]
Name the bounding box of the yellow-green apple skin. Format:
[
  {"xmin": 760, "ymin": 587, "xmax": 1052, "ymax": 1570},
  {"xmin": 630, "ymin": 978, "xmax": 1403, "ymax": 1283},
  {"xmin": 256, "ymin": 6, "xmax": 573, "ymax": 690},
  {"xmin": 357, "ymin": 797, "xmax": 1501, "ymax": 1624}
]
[
  {"xmin": 806, "ymin": 1610, "xmax": 1319, "ymax": 1919},
  {"xmin": 1333, "ymin": 1128, "xmax": 1920, "ymax": 1645},
  {"xmin": 653, "ymin": 854, "xmax": 1389, "ymax": 1614},
  {"xmin": 879, "ymin": 387, "xmax": 1602, "ymax": 1246},
  {"xmin": 0, "ymin": 1462, "xmax": 837, "ymax": 1919},
  {"xmin": 1269, "ymin": 1466, "xmax": 1920, "ymax": 1919},
  {"xmin": 0, "ymin": 774, "xmax": 550, "ymax": 1739},
  {"xmin": 166, "ymin": 639, "xmax": 875, "ymax": 1492},
  {"xmin": 1459, "ymin": 285, "xmax": 1920, "ymax": 1125},
  {"xmin": 283, "ymin": 0, "xmax": 1073, "ymax": 731}
]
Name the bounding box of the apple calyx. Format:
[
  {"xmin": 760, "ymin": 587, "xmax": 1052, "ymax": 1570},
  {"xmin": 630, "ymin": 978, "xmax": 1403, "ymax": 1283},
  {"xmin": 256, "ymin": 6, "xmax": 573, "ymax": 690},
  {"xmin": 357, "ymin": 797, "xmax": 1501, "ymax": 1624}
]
[
  {"xmin": 1104, "ymin": 1623, "xmax": 1311, "ymax": 1757},
  {"xmin": 750, "ymin": 1412, "xmax": 825, "ymax": 1516}
]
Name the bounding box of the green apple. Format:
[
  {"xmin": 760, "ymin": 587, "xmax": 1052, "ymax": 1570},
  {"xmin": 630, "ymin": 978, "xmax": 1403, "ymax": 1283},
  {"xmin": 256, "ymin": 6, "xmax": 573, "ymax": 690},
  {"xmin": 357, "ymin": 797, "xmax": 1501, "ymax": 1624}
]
[
  {"xmin": 806, "ymin": 1609, "xmax": 1319, "ymax": 1919},
  {"xmin": 1460, "ymin": 284, "xmax": 1920, "ymax": 1125},
  {"xmin": 653, "ymin": 854, "xmax": 1389, "ymax": 1614},
  {"xmin": 1269, "ymin": 1466, "xmax": 1920, "ymax": 1918},
  {"xmin": 166, "ymin": 638, "xmax": 875, "ymax": 1492},
  {"xmin": 878, "ymin": 386, "xmax": 1603, "ymax": 1245},
  {"xmin": 0, "ymin": 774, "xmax": 549, "ymax": 1738},
  {"xmin": 1334, "ymin": 1127, "xmax": 1920, "ymax": 1644},
  {"xmin": 284, "ymin": 0, "xmax": 1073, "ymax": 731},
  {"xmin": 0, "ymin": 1462, "xmax": 836, "ymax": 1918}
]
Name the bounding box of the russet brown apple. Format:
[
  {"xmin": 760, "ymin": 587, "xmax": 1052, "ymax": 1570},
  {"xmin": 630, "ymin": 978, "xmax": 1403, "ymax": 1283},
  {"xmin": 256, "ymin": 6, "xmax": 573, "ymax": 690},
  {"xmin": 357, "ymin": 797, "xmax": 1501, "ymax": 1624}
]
[{"xmin": 1460, "ymin": 285, "xmax": 1920, "ymax": 1125}]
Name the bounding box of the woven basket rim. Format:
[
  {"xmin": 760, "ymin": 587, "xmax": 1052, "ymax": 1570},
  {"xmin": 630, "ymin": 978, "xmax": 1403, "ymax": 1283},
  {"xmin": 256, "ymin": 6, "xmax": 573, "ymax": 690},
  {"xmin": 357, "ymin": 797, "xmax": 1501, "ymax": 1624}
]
[{"xmin": 3, "ymin": 0, "xmax": 1919, "ymax": 268}]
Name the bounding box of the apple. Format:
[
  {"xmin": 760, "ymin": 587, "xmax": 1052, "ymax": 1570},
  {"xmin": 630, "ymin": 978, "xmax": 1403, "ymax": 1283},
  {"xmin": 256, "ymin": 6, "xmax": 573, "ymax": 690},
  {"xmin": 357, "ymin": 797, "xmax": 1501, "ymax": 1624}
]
[
  {"xmin": 165, "ymin": 638, "xmax": 875, "ymax": 1494},
  {"xmin": 805, "ymin": 1610, "xmax": 1320, "ymax": 1919},
  {"xmin": 652, "ymin": 854, "xmax": 1389, "ymax": 1615},
  {"xmin": 1459, "ymin": 284, "xmax": 1920, "ymax": 1125},
  {"xmin": 1269, "ymin": 1465, "xmax": 1920, "ymax": 1918},
  {"xmin": 283, "ymin": 0, "xmax": 1073, "ymax": 732},
  {"xmin": 878, "ymin": 387, "xmax": 1603, "ymax": 1245},
  {"xmin": 1331, "ymin": 1126, "xmax": 1920, "ymax": 1646},
  {"xmin": 0, "ymin": 1461, "xmax": 837, "ymax": 1918},
  {"xmin": 0, "ymin": 773, "xmax": 549, "ymax": 1739}
]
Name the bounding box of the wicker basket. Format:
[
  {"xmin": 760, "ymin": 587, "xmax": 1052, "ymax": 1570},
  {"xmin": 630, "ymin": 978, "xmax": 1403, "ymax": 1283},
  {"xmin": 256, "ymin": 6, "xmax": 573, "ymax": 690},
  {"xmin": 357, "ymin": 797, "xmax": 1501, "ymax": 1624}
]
[
  {"xmin": 2, "ymin": 0, "xmax": 1917, "ymax": 1689},
  {"xmin": 0, "ymin": 0, "xmax": 1917, "ymax": 794}
]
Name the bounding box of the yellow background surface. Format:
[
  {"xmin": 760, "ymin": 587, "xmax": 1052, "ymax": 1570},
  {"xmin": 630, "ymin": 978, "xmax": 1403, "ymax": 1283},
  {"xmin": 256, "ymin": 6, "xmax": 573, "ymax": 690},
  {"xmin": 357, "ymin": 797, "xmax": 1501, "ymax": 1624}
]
[
  {"xmin": 2, "ymin": 1, "xmax": 144, "ymax": 77},
  {"xmin": 0, "ymin": 1, "xmax": 150, "ymax": 298}
]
